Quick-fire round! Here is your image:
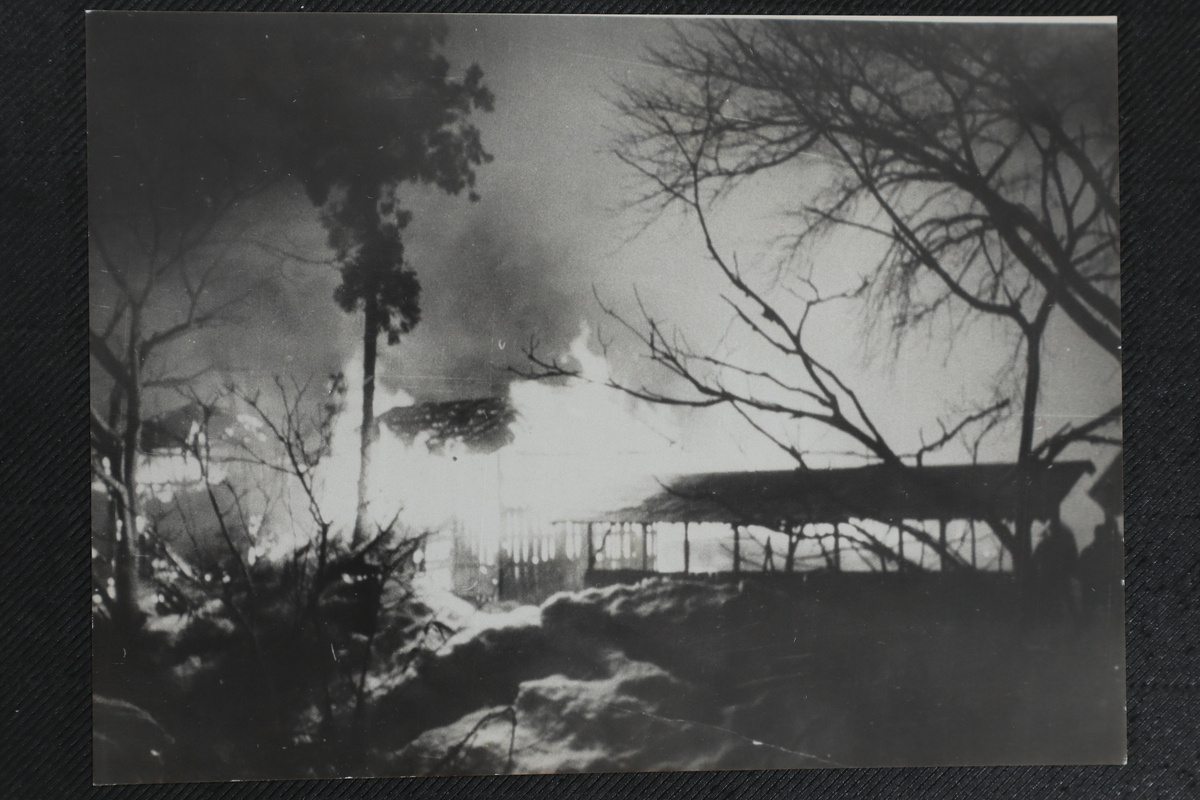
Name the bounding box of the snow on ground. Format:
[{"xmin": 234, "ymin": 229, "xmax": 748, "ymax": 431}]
[
  {"xmin": 372, "ymin": 578, "xmax": 825, "ymax": 774},
  {"xmin": 369, "ymin": 574, "xmax": 1125, "ymax": 775},
  {"xmin": 408, "ymin": 573, "xmax": 492, "ymax": 632},
  {"xmin": 391, "ymin": 650, "xmax": 816, "ymax": 774},
  {"xmin": 94, "ymin": 695, "xmax": 175, "ymax": 784}
]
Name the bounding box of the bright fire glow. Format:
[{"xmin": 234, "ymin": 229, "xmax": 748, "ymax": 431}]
[
  {"xmin": 329, "ymin": 324, "xmax": 790, "ymax": 561},
  {"xmin": 124, "ymin": 324, "xmax": 793, "ymax": 572}
]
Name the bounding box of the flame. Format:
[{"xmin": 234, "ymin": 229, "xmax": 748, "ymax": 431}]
[
  {"xmin": 348, "ymin": 325, "xmax": 680, "ymax": 537},
  {"xmin": 314, "ymin": 352, "xmax": 416, "ymax": 537},
  {"xmin": 124, "ymin": 324, "xmax": 789, "ymax": 575},
  {"xmin": 134, "ymin": 422, "xmax": 226, "ymax": 504},
  {"xmin": 335, "ymin": 324, "xmax": 791, "ymax": 567}
]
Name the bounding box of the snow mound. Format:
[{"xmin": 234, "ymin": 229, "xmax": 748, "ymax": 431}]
[
  {"xmin": 539, "ymin": 578, "xmax": 777, "ymax": 686},
  {"xmin": 541, "ymin": 578, "xmax": 738, "ymax": 630},
  {"xmin": 371, "ymin": 578, "xmax": 824, "ymax": 775},
  {"xmin": 93, "ymin": 696, "xmax": 175, "ymax": 784},
  {"xmin": 390, "ymin": 652, "xmax": 812, "ymax": 775},
  {"xmin": 440, "ymin": 603, "xmax": 543, "ymax": 650},
  {"xmin": 369, "ymin": 600, "xmax": 607, "ymax": 752},
  {"xmin": 409, "ymin": 573, "xmax": 482, "ymax": 632}
]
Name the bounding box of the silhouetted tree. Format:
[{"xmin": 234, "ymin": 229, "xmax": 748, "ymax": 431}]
[
  {"xmin": 535, "ymin": 20, "xmax": 1119, "ymax": 578},
  {"xmin": 88, "ymin": 18, "xmax": 285, "ymax": 632},
  {"xmin": 89, "ymin": 14, "xmax": 494, "ymax": 634},
  {"xmin": 270, "ymin": 19, "xmax": 494, "ymax": 544}
]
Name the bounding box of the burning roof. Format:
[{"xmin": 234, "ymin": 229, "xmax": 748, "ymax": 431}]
[
  {"xmin": 139, "ymin": 403, "xmax": 235, "ymax": 453},
  {"xmin": 377, "ymin": 396, "xmax": 517, "ymax": 455}
]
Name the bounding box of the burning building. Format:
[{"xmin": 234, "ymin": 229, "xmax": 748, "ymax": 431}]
[
  {"xmin": 372, "ymin": 390, "xmax": 1099, "ymax": 605},
  {"xmin": 371, "ymin": 391, "xmax": 634, "ymax": 606}
]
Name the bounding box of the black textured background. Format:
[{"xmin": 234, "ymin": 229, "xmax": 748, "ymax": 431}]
[{"xmin": 3, "ymin": 0, "xmax": 1195, "ymax": 797}]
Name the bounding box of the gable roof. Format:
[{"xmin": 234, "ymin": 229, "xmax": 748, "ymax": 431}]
[
  {"xmin": 585, "ymin": 461, "xmax": 1095, "ymax": 527},
  {"xmin": 140, "ymin": 403, "xmax": 235, "ymax": 453},
  {"xmin": 378, "ymin": 395, "xmax": 516, "ymax": 454}
]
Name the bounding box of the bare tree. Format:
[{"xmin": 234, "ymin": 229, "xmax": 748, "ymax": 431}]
[
  {"xmin": 534, "ymin": 20, "xmax": 1120, "ymax": 578},
  {"xmin": 89, "ymin": 150, "xmax": 287, "ymax": 635},
  {"xmin": 140, "ymin": 375, "xmax": 439, "ymax": 773}
]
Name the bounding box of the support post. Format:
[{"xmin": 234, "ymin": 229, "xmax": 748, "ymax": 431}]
[
  {"xmin": 939, "ymin": 520, "xmax": 948, "ymax": 572},
  {"xmin": 641, "ymin": 523, "xmax": 649, "ymax": 572},
  {"xmin": 970, "ymin": 521, "xmax": 977, "ymax": 569},
  {"xmin": 833, "ymin": 524, "xmax": 841, "ymax": 572},
  {"xmin": 999, "ymin": 525, "xmax": 1006, "ymax": 572},
  {"xmin": 733, "ymin": 524, "xmax": 741, "ymax": 575},
  {"xmin": 586, "ymin": 522, "xmax": 595, "ymax": 573},
  {"xmin": 683, "ymin": 522, "xmax": 690, "ymax": 575}
]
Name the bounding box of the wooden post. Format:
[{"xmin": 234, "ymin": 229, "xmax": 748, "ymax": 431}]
[
  {"xmin": 833, "ymin": 524, "xmax": 841, "ymax": 572},
  {"xmin": 897, "ymin": 522, "xmax": 905, "ymax": 572},
  {"xmin": 785, "ymin": 526, "xmax": 797, "ymax": 573},
  {"xmin": 586, "ymin": 522, "xmax": 595, "ymax": 573},
  {"xmin": 683, "ymin": 522, "xmax": 690, "ymax": 575},
  {"xmin": 970, "ymin": 521, "xmax": 977, "ymax": 569},
  {"xmin": 732, "ymin": 524, "xmax": 741, "ymax": 574},
  {"xmin": 939, "ymin": 520, "xmax": 948, "ymax": 572},
  {"xmin": 641, "ymin": 523, "xmax": 649, "ymax": 572}
]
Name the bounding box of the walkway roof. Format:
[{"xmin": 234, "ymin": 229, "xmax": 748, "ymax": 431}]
[{"xmin": 585, "ymin": 461, "xmax": 1095, "ymax": 528}]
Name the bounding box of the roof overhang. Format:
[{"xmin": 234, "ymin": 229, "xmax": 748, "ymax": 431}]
[{"xmin": 579, "ymin": 461, "xmax": 1095, "ymax": 528}]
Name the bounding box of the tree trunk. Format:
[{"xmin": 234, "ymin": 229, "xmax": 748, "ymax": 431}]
[
  {"xmin": 354, "ymin": 294, "xmax": 380, "ymax": 548},
  {"xmin": 1014, "ymin": 309, "xmax": 1049, "ymax": 583},
  {"xmin": 112, "ymin": 317, "xmax": 143, "ymax": 636},
  {"xmin": 111, "ymin": 485, "xmax": 138, "ymax": 636}
]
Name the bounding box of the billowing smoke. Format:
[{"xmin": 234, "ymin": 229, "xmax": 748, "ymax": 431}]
[
  {"xmin": 375, "ymin": 198, "xmax": 597, "ymax": 402},
  {"xmin": 89, "ymin": 13, "xmax": 606, "ymax": 411}
]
